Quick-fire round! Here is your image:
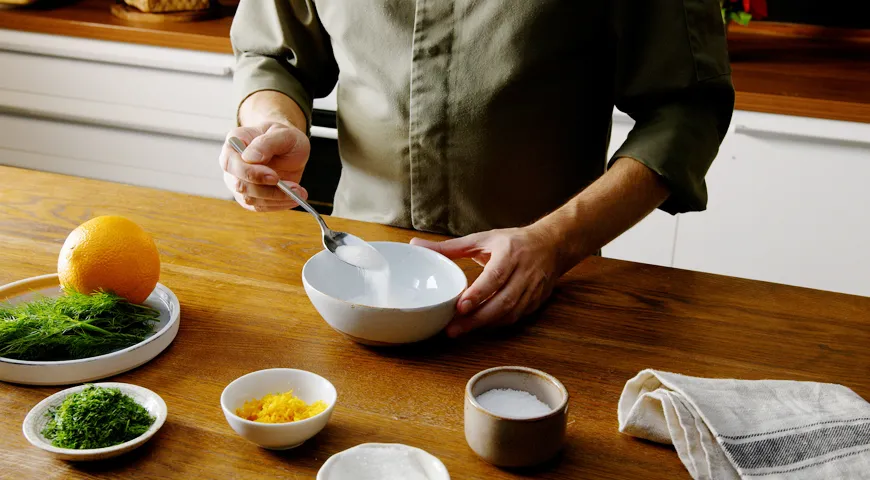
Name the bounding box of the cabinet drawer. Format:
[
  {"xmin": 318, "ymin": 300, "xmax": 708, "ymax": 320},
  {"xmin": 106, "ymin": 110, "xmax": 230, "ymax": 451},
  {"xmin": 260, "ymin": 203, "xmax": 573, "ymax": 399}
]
[
  {"xmin": 674, "ymin": 112, "xmax": 870, "ymax": 297},
  {"xmin": 0, "ymin": 113, "xmax": 228, "ymax": 199},
  {"xmin": 0, "ymin": 50, "xmax": 235, "ymax": 121},
  {"xmin": 0, "ymin": 29, "xmax": 235, "ymax": 120}
]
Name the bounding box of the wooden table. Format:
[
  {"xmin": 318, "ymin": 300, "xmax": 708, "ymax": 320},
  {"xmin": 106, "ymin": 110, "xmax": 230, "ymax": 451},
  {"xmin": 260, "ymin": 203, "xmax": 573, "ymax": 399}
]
[{"xmin": 1, "ymin": 166, "xmax": 869, "ymax": 479}]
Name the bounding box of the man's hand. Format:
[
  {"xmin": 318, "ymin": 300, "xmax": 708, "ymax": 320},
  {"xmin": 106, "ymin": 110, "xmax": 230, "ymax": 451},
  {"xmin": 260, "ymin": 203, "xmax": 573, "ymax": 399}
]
[
  {"xmin": 220, "ymin": 122, "xmax": 310, "ymax": 212},
  {"xmin": 222, "ymin": 90, "xmax": 310, "ymax": 212},
  {"xmin": 411, "ymin": 225, "xmax": 564, "ymax": 338},
  {"xmin": 413, "ymin": 157, "xmax": 671, "ymax": 337}
]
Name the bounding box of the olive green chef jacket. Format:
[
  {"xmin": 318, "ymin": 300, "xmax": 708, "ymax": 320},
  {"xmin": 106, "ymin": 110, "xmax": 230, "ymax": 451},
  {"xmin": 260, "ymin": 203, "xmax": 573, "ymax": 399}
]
[{"xmin": 230, "ymin": 0, "xmax": 734, "ymax": 236}]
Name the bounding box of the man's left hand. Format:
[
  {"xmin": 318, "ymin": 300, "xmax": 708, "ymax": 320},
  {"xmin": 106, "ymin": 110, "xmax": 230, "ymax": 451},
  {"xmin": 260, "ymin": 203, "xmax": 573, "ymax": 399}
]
[
  {"xmin": 410, "ymin": 226, "xmax": 567, "ymax": 337},
  {"xmin": 410, "ymin": 159, "xmax": 670, "ymax": 338}
]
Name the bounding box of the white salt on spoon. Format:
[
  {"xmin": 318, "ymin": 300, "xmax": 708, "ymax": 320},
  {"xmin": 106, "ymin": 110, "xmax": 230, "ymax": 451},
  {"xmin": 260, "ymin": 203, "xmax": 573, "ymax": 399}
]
[
  {"xmin": 475, "ymin": 388, "xmax": 553, "ymax": 419},
  {"xmin": 334, "ymin": 244, "xmax": 388, "ymax": 271}
]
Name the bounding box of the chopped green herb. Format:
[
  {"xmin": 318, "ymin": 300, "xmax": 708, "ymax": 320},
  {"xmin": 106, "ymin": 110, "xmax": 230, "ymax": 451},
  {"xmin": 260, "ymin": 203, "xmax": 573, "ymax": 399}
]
[
  {"xmin": 42, "ymin": 385, "xmax": 155, "ymax": 449},
  {"xmin": 0, "ymin": 290, "xmax": 159, "ymax": 361}
]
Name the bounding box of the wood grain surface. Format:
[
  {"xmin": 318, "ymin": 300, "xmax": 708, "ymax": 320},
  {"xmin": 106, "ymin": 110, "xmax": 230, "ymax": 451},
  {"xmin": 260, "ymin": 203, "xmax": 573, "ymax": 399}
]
[
  {"xmin": 0, "ymin": 0, "xmax": 40, "ymax": 6},
  {"xmin": 729, "ymin": 23, "xmax": 870, "ymax": 124},
  {"xmin": 1, "ymin": 166, "xmax": 869, "ymax": 479},
  {"xmin": 0, "ymin": 0, "xmax": 234, "ymax": 54}
]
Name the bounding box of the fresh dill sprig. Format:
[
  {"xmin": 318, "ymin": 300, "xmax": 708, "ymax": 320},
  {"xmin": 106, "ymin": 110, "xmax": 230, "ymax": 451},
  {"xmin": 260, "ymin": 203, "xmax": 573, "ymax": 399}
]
[
  {"xmin": 0, "ymin": 290, "xmax": 159, "ymax": 361},
  {"xmin": 42, "ymin": 384, "xmax": 155, "ymax": 449}
]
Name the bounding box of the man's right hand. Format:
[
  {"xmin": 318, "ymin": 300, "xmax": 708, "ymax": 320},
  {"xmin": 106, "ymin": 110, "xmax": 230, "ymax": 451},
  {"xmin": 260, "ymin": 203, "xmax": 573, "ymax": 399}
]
[{"xmin": 219, "ymin": 122, "xmax": 311, "ymax": 212}]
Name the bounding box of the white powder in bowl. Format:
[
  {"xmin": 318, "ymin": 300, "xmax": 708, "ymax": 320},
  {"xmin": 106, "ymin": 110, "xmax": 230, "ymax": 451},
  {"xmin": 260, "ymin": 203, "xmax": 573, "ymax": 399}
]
[
  {"xmin": 333, "ymin": 244, "xmax": 394, "ymax": 307},
  {"xmin": 324, "ymin": 444, "xmax": 439, "ymax": 480},
  {"xmin": 475, "ymin": 388, "xmax": 553, "ymax": 419}
]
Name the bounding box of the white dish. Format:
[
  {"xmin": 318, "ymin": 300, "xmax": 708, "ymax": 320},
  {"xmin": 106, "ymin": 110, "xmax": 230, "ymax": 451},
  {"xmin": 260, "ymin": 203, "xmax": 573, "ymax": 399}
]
[
  {"xmin": 302, "ymin": 241, "xmax": 467, "ymax": 345},
  {"xmin": 0, "ymin": 273, "xmax": 181, "ymax": 386},
  {"xmin": 22, "ymin": 382, "xmax": 167, "ymax": 461},
  {"xmin": 220, "ymin": 368, "xmax": 337, "ymax": 450},
  {"xmin": 317, "ymin": 443, "xmax": 450, "ymax": 480}
]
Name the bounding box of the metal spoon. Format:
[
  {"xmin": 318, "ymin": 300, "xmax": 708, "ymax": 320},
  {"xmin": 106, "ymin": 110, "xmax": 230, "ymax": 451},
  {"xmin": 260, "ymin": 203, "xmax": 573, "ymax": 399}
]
[{"xmin": 227, "ymin": 137, "xmax": 385, "ymax": 269}]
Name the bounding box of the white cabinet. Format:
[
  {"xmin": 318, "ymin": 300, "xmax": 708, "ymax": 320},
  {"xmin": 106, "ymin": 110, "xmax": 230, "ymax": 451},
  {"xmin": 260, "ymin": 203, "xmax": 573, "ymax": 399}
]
[
  {"xmin": 674, "ymin": 111, "xmax": 870, "ymax": 297},
  {"xmin": 605, "ymin": 108, "xmax": 870, "ymax": 297},
  {"xmin": 0, "ymin": 113, "xmax": 228, "ymax": 198},
  {"xmin": 0, "ymin": 29, "xmax": 339, "ymax": 199},
  {"xmin": 601, "ymin": 111, "xmax": 679, "ymax": 267},
  {"xmin": 0, "ymin": 29, "xmax": 235, "ymax": 198}
]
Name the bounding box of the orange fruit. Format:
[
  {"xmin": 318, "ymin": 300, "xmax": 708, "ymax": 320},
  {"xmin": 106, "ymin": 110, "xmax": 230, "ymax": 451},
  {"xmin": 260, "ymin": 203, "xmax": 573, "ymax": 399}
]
[{"xmin": 58, "ymin": 215, "xmax": 160, "ymax": 304}]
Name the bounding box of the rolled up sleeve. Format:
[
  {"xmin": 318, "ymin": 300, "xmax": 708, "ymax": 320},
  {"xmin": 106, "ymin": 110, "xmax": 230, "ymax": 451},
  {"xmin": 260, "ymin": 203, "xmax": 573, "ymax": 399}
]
[
  {"xmin": 611, "ymin": 0, "xmax": 735, "ymax": 214},
  {"xmin": 230, "ymin": 0, "xmax": 339, "ymax": 129}
]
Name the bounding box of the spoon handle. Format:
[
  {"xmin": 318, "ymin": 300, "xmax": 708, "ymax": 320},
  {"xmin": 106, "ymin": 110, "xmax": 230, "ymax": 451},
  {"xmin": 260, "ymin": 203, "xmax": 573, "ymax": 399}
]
[
  {"xmin": 227, "ymin": 137, "xmax": 331, "ymax": 233},
  {"xmin": 276, "ymin": 181, "xmax": 321, "ymax": 220}
]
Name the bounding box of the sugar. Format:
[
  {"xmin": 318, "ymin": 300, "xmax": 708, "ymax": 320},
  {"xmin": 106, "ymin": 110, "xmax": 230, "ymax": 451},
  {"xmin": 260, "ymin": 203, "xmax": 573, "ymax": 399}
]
[
  {"xmin": 326, "ymin": 446, "xmax": 433, "ymax": 480},
  {"xmin": 475, "ymin": 388, "xmax": 553, "ymax": 419}
]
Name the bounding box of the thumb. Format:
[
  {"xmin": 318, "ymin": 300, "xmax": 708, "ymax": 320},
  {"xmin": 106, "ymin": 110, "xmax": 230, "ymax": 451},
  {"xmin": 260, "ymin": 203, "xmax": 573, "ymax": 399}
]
[
  {"xmin": 411, "ymin": 235, "xmax": 480, "ymax": 259},
  {"xmin": 242, "ymin": 124, "xmax": 308, "ymax": 164}
]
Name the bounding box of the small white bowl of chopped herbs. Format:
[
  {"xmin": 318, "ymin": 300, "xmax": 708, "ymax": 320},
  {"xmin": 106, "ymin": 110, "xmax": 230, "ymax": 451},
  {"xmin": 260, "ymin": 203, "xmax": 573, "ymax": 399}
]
[{"xmin": 22, "ymin": 382, "xmax": 167, "ymax": 461}]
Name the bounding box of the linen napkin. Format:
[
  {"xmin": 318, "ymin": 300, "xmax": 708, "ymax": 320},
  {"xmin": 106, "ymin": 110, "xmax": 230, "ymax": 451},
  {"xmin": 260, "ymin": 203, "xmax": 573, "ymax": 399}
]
[{"xmin": 618, "ymin": 369, "xmax": 870, "ymax": 479}]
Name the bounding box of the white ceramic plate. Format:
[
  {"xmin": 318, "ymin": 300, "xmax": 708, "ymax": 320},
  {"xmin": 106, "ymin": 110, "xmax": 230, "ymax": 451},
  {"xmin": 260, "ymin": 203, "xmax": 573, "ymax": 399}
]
[
  {"xmin": 317, "ymin": 443, "xmax": 450, "ymax": 480},
  {"xmin": 22, "ymin": 382, "xmax": 167, "ymax": 461},
  {"xmin": 0, "ymin": 273, "xmax": 180, "ymax": 385}
]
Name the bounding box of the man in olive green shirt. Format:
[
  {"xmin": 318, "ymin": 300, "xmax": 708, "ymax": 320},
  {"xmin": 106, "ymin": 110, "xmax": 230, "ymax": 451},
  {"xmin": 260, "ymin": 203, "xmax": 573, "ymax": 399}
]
[{"xmin": 220, "ymin": 0, "xmax": 734, "ymax": 337}]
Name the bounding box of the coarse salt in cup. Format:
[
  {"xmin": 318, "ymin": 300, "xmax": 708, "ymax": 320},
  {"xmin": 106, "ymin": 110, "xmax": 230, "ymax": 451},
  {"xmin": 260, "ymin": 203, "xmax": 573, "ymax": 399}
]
[{"xmin": 464, "ymin": 366, "xmax": 569, "ymax": 467}]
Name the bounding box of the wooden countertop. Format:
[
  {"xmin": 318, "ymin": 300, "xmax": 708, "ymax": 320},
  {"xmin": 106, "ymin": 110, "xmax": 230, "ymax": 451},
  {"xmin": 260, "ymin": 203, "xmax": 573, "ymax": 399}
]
[
  {"xmin": 2, "ymin": 165, "xmax": 870, "ymax": 478},
  {"xmin": 728, "ymin": 23, "xmax": 870, "ymax": 124},
  {"xmin": 0, "ymin": 0, "xmax": 234, "ymax": 53},
  {"xmin": 1, "ymin": 1, "xmax": 868, "ymax": 123}
]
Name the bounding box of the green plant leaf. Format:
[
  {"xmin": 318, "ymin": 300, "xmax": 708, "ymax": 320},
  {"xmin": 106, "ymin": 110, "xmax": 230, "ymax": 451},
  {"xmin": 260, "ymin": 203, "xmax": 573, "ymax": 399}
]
[
  {"xmin": 41, "ymin": 385, "xmax": 154, "ymax": 449},
  {"xmin": 0, "ymin": 291, "xmax": 159, "ymax": 361},
  {"xmin": 732, "ymin": 11, "xmax": 752, "ymax": 26}
]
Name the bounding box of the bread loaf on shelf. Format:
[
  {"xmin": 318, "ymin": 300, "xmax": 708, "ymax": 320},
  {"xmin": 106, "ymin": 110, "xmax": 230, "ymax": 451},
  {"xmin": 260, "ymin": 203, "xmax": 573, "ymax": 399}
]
[{"xmin": 124, "ymin": 0, "xmax": 210, "ymax": 13}]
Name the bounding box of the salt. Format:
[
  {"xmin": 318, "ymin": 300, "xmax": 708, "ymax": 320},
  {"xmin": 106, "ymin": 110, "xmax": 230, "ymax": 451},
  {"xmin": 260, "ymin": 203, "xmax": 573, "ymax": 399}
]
[
  {"xmin": 358, "ymin": 266, "xmax": 391, "ymax": 307},
  {"xmin": 334, "ymin": 245, "xmax": 387, "ymax": 270},
  {"xmin": 335, "ymin": 245, "xmax": 394, "ymax": 308},
  {"xmin": 475, "ymin": 388, "xmax": 553, "ymax": 419}
]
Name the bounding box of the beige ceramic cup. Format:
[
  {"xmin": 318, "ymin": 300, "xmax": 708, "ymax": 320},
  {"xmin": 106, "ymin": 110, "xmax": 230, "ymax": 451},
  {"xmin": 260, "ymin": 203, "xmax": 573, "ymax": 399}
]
[{"xmin": 464, "ymin": 366, "xmax": 569, "ymax": 468}]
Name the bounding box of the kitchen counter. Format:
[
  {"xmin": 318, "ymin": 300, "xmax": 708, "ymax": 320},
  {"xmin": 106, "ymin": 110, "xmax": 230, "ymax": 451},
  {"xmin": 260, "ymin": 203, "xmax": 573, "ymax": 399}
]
[
  {"xmin": 0, "ymin": 0, "xmax": 234, "ymax": 53},
  {"xmin": 2, "ymin": 165, "xmax": 870, "ymax": 479},
  {"xmin": 728, "ymin": 23, "xmax": 870, "ymax": 124},
  {"xmin": 0, "ymin": 2, "xmax": 868, "ymax": 123}
]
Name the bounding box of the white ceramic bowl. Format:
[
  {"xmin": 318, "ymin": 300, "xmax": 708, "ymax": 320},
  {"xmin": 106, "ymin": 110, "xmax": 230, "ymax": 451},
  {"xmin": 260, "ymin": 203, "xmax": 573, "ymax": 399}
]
[
  {"xmin": 22, "ymin": 382, "xmax": 167, "ymax": 461},
  {"xmin": 302, "ymin": 241, "xmax": 467, "ymax": 345},
  {"xmin": 317, "ymin": 443, "xmax": 450, "ymax": 480},
  {"xmin": 220, "ymin": 368, "xmax": 337, "ymax": 450}
]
